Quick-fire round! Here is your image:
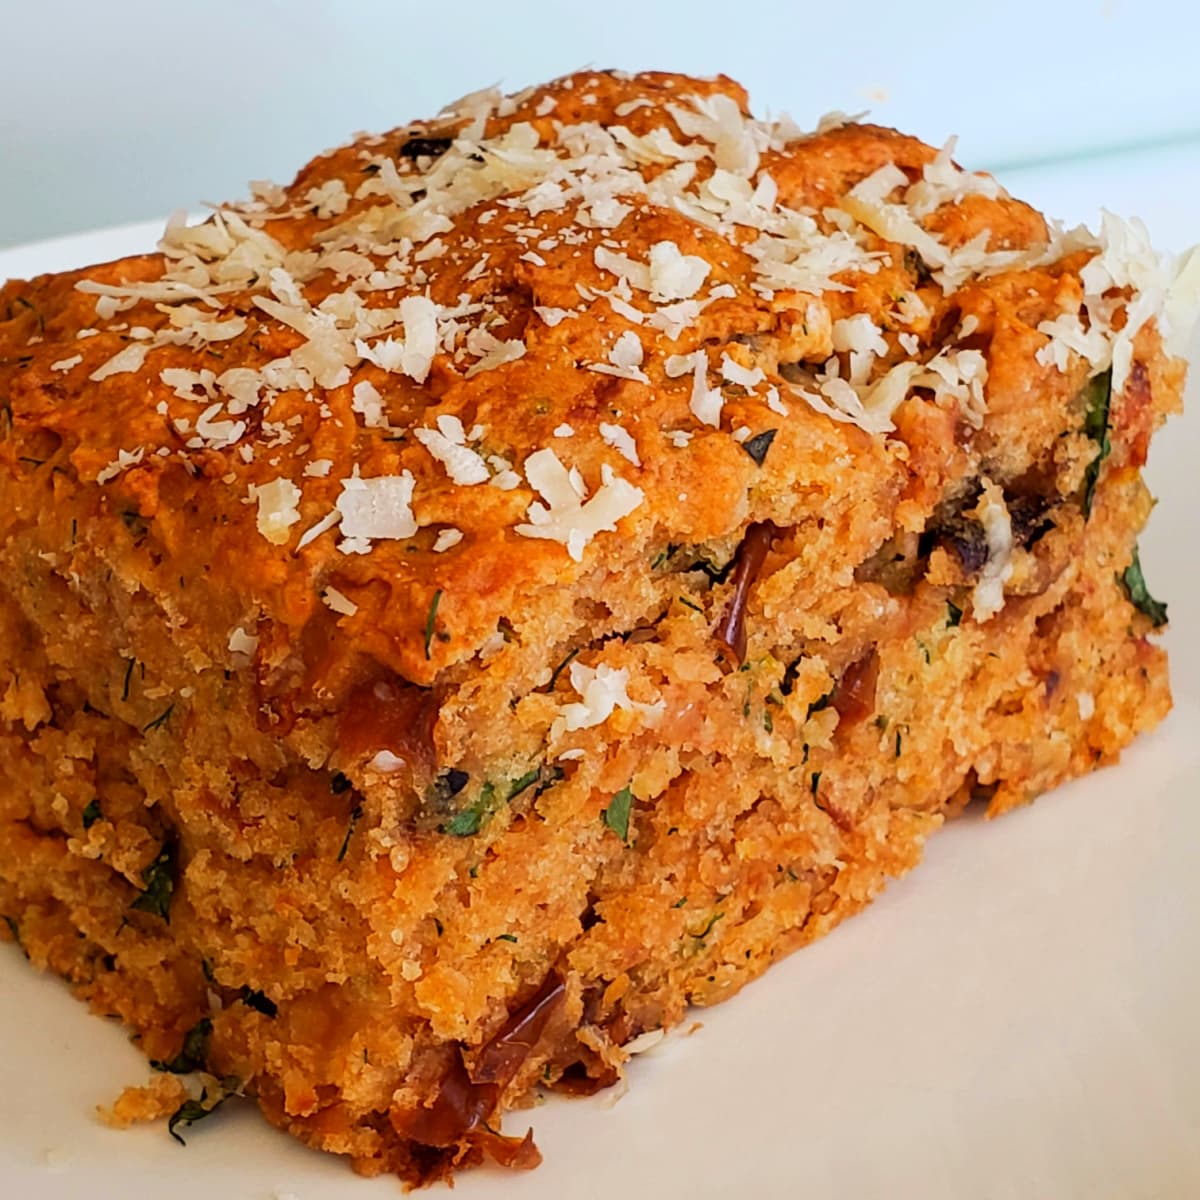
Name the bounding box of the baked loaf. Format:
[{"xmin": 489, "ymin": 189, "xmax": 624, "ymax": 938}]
[{"xmin": 0, "ymin": 70, "xmax": 1191, "ymax": 1184}]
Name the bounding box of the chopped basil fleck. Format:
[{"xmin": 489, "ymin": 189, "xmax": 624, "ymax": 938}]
[
  {"xmin": 121, "ymin": 657, "xmax": 136, "ymax": 703},
  {"xmin": 650, "ymin": 543, "xmax": 680, "ymax": 570},
  {"xmin": 603, "ymin": 786, "xmax": 634, "ymax": 843},
  {"xmin": 946, "ymin": 600, "xmax": 963, "ymax": 627},
  {"xmin": 496, "ymin": 933, "xmax": 518, "ymax": 943},
  {"xmin": 507, "ymin": 768, "xmax": 540, "ymax": 800},
  {"xmin": 443, "ymin": 804, "xmax": 484, "ymax": 837},
  {"xmin": 167, "ymin": 1076, "xmax": 239, "ymax": 1146},
  {"xmin": 740, "ymin": 429, "xmax": 777, "ymax": 467},
  {"xmin": 545, "ymin": 647, "xmax": 579, "ymax": 692},
  {"xmin": 337, "ymin": 804, "xmax": 363, "ymax": 862},
  {"xmin": 152, "ymin": 1017, "xmax": 212, "ymax": 1074},
  {"xmin": 423, "ymin": 589, "xmax": 443, "ymax": 660},
  {"xmin": 678, "ymin": 596, "xmax": 703, "ymax": 613},
  {"xmin": 1120, "ymin": 545, "xmax": 1168, "ymax": 627},
  {"xmin": 131, "ymin": 841, "xmax": 176, "ymax": 922},
  {"xmin": 142, "ymin": 703, "xmax": 174, "ymax": 733},
  {"xmin": 82, "ymin": 800, "xmax": 102, "ymax": 829},
  {"xmin": 1081, "ymin": 369, "xmax": 1113, "ymax": 517},
  {"xmin": 442, "ymin": 781, "xmax": 496, "ymax": 837},
  {"xmin": 689, "ymin": 912, "xmax": 724, "ymax": 941}
]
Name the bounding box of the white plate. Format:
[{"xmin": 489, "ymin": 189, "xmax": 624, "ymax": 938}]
[{"xmin": 2, "ymin": 161, "xmax": 1198, "ymax": 1199}]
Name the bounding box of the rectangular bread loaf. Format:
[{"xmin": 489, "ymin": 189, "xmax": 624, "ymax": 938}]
[{"xmin": 0, "ymin": 69, "xmax": 1190, "ymax": 1185}]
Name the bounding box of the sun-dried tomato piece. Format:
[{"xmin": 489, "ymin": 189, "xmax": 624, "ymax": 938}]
[{"xmin": 713, "ymin": 522, "xmax": 774, "ymax": 664}]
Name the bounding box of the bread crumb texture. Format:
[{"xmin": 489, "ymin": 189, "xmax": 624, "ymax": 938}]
[{"xmin": 0, "ymin": 69, "xmax": 1192, "ymax": 1185}]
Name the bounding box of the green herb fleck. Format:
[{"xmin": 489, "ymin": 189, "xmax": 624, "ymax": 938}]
[
  {"xmin": 1081, "ymin": 369, "xmax": 1113, "ymax": 517},
  {"xmin": 152, "ymin": 1017, "xmax": 212, "ymax": 1074},
  {"xmin": 142, "ymin": 703, "xmax": 174, "ymax": 733},
  {"xmin": 689, "ymin": 912, "xmax": 724, "ymax": 941},
  {"xmin": 651, "ymin": 543, "xmax": 680, "ymax": 570},
  {"xmin": 804, "ymin": 691, "xmax": 832, "ymax": 721},
  {"xmin": 545, "ymin": 647, "xmax": 579, "ymax": 692},
  {"xmin": 167, "ymin": 1076, "xmax": 239, "ymax": 1146},
  {"xmin": 603, "ymin": 786, "xmax": 634, "ymax": 843},
  {"xmin": 423, "ymin": 589, "xmax": 443, "ymax": 660},
  {"xmin": 763, "ymin": 709, "xmax": 774, "ymax": 733},
  {"xmin": 678, "ymin": 596, "xmax": 703, "ymax": 614},
  {"xmin": 946, "ymin": 600, "xmax": 963, "ymax": 627},
  {"xmin": 441, "ymin": 782, "xmax": 497, "ymax": 837},
  {"xmin": 1120, "ymin": 545, "xmax": 1168, "ymax": 627},
  {"xmin": 443, "ymin": 807, "xmax": 482, "ymax": 836},
  {"xmin": 740, "ymin": 429, "xmax": 777, "ymax": 467},
  {"xmin": 496, "ymin": 933, "xmax": 518, "ymax": 943},
  {"xmin": 672, "ymin": 897, "xmax": 687, "ymax": 909},
  {"xmin": 121, "ymin": 657, "xmax": 136, "ymax": 703},
  {"xmin": 895, "ymin": 729, "xmax": 903, "ymax": 757},
  {"xmin": 239, "ymin": 987, "xmax": 277, "ymax": 1018},
  {"xmin": 810, "ymin": 771, "xmax": 822, "ymax": 797},
  {"xmin": 131, "ymin": 841, "xmax": 176, "ymax": 922},
  {"xmin": 916, "ymin": 637, "xmax": 931, "ymax": 664},
  {"xmin": 507, "ymin": 768, "xmax": 540, "ymax": 800},
  {"xmin": 337, "ymin": 804, "xmax": 363, "ymax": 862},
  {"xmin": 82, "ymin": 800, "xmax": 102, "ymax": 829}
]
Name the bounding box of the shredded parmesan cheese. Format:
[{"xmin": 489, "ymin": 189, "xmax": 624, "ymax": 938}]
[
  {"xmin": 250, "ymin": 478, "xmax": 302, "ymax": 545},
  {"xmin": 515, "ymin": 449, "xmax": 643, "ymax": 561},
  {"xmin": 336, "ymin": 473, "xmax": 417, "ymax": 551},
  {"xmin": 322, "ymin": 586, "xmax": 359, "ymax": 616}
]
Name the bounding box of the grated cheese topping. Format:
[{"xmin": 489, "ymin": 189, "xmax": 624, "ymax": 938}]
[
  {"xmin": 322, "ymin": 585, "xmax": 359, "ymax": 616},
  {"xmin": 414, "ymin": 417, "xmax": 490, "ymax": 485},
  {"xmin": 515, "ymin": 449, "xmax": 643, "ymax": 562},
  {"xmin": 553, "ymin": 661, "xmax": 665, "ymax": 737},
  {"xmin": 335, "ymin": 472, "xmax": 417, "ymax": 552},
  {"xmin": 227, "ymin": 626, "xmax": 259, "ymax": 656},
  {"xmin": 251, "ymin": 477, "xmax": 302, "ymax": 545},
  {"xmin": 52, "ymin": 68, "xmax": 1195, "ymax": 667}
]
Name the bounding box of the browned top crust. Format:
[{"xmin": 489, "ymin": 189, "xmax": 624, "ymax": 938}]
[{"xmin": 0, "ymin": 69, "xmax": 1189, "ymax": 709}]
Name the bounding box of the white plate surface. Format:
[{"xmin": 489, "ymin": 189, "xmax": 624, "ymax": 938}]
[{"xmin": 1, "ymin": 151, "xmax": 1198, "ymax": 1200}]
